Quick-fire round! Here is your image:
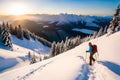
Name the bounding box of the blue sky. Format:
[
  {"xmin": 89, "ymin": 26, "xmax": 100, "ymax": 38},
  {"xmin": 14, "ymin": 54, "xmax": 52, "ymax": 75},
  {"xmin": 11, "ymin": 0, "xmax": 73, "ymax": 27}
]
[{"xmin": 0, "ymin": 0, "xmax": 119, "ymax": 16}]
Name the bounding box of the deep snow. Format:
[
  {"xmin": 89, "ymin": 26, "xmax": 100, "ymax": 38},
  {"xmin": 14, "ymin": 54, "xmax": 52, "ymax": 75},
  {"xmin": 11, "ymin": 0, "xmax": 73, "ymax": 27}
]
[
  {"xmin": 0, "ymin": 36, "xmax": 50, "ymax": 73},
  {"xmin": 0, "ymin": 31, "xmax": 120, "ymax": 80}
]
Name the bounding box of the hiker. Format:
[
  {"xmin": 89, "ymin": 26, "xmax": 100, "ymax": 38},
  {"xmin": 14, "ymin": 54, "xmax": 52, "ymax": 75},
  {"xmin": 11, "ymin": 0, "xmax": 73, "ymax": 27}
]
[{"xmin": 86, "ymin": 42, "xmax": 96, "ymax": 65}]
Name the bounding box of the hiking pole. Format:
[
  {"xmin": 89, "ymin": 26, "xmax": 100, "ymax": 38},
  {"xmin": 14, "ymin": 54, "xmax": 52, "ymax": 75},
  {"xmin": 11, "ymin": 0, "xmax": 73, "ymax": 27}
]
[
  {"xmin": 97, "ymin": 52, "xmax": 99, "ymax": 61},
  {"xmin": 95, "ymin": 52, "xmax": 99, "ymax": 62},
  {"xmin": 95, "ymin": 53, "xmax": 97, "ymax": 61}
]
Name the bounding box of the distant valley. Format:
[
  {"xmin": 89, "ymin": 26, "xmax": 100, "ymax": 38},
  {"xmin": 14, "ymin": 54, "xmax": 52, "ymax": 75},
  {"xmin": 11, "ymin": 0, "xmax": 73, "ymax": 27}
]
[{"xmin": 0, "ymin": 14, "xmax": 112, "ymax": 42}]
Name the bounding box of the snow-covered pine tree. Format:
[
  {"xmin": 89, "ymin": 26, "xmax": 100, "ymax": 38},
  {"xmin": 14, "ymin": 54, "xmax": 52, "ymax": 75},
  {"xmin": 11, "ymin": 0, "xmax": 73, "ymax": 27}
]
[
  {"xmin": 43, "ymin": 55, "xmax": 49, "ymax": 60},
  {"xmin": 115, "ymin": 21, "xmax": 120, "ymax": 31},
  {"xmin": 30, "ymin": 53, "xmax": 37, "ymax": 64},
  {"xmin": 2, "ymin": 21, "xmax": 5, "ymax": 28},
  {"xmin": 88, "ymin": 35, "xmax": 91, "ymax": 41},
  {"xmin": 50, "ymin": 41, "xmax": 56, "ymax": 57},
  {"xmin": 0, "ymin": 22, "xmax": 5, "ymax": 34},
  {"xmin": 23, "ymin": 29, "xmax": 30, "ymax": 40},
  {"xmin": 103, "ymin": 26, "xmax": 108, "ymax": 35},
  {"xmin": 9, "ymin": 24, "xmax": 14, "ymax": 34},
  {"xmin": 28, "ymin": 51, "xmax": 31, "ymax": 61},
  {"xmin": 67, "ymin": 39, "xmax": 71, "ymax": 49},
  {"xmin": 39, "ymin": 56, "xmax": 42, "ymax": 61},
  {"xmin": 83, "ymin": 35, "xmax": 90, "ymax": 42},
  {"xmin": 70, "ymin": 39, "xmax": 74, "ymax": 49},
  {"xmin": 30, "ymin": 32, "xmax": 36, "ymax": 40},
  {"xmin": 96, "ymin": 27, "xmax": 103, "ymax": 37},
  {"xmin": 74, "ymin": 36, "xmax": 81, "ymax": 46},
  {"xmin": 64, "ymin": 37, "xmax": 69, "ymax": 51},
  {"xmin": 6, "ymin": 22, "xmax": 9, "ymax": 28},
  {"xmin": 16, "ymin": 25, "xmax": 23, "ymax": 40},
  {"xmin": 107, "ymin": 4, "xmax": 120, "ymax": 33},
  {"xmin": 55, "ymin": 42, "xmax": 60, "ymax": 55},
  {"xmin": 59, "ymin": 40, "xmax": 64, "ymax": 53},
  {"xmin": 66, "ymin": 38, "xmax": 69, "ymax": 49},
  {"xmin": 12, "ymin": 26, "xmax": 17, "ymax": 35},
  {"xmin": 90, "ymin": 31, "xmax": 98, "ymax": 39},
  {"xmin": 81, "ymin": 36, "xmax": 90, "ymax": 43},
  {"xmin": 1, "ymin": 25, "xmax": 12, "ymax": 47}
]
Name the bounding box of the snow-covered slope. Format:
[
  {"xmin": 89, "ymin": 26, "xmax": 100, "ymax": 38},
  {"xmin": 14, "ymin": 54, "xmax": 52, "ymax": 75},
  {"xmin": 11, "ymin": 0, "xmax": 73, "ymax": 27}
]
[
  {"xmin": 0, "ymin": 32, "xmax": 120, "ymax": 80},
  {"xmin": 12, "ymin": 36, "xmax": 50, "ymax": 54},
  {"xmin": 0, "ymin": 36, "xmax": 50, "ymax": 73}
]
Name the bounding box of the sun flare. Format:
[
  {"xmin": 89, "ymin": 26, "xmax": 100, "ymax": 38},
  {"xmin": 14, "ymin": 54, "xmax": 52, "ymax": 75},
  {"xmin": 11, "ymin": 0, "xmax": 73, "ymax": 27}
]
[{"xmin": 6, "ymin": 4, "xmax": 30, "ymax": 15}]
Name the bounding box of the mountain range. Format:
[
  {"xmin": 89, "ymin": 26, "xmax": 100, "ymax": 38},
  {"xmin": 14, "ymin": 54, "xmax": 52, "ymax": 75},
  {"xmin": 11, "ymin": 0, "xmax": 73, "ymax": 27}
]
[{"xmin": 0, "ymin": 14, "xmax": 112, "ymax": 42}]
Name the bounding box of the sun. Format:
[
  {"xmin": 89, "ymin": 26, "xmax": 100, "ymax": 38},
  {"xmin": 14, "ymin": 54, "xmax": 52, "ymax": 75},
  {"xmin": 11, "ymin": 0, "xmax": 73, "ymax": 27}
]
[{"xmin": 7, "ymin": 4, "xmax": 30, "ymax": 15}]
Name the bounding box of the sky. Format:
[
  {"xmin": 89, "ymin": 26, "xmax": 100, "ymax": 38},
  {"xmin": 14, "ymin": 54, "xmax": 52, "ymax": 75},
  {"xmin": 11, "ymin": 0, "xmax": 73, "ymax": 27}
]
[{"xmin": 0, "ymin": 0, "xmax": 120, "ymax": 16}]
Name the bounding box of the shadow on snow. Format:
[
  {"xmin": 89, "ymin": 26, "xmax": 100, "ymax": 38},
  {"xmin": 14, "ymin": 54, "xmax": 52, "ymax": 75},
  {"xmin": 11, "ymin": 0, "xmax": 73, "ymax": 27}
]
[
  {"xmin": 0, "ymin": 57, "xmax": 18, "ymax": 73},
  {"xmin": 99, "ymin": 61, "xmax": 120, "ymax": 76}
]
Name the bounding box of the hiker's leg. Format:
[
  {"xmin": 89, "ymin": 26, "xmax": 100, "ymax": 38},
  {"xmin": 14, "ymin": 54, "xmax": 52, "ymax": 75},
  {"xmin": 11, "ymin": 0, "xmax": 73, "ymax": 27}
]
[
  {"xmin": 92, "ymin": 54, "xmax": 95, "ymax": 61},
  {"xmin": 89, "ymin": 54, "xmax": 92, "ymax": 65}
]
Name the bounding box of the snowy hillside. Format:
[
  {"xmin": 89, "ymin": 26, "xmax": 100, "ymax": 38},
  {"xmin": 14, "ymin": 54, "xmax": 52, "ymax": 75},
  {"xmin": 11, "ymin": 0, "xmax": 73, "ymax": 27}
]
[
  {"xmin": 0, "ymin": 31, "xmax": 120, "ymax": 80},
  {"xmin": 0, "ymin": 36, "xmax": 50, "ymax": 73},
  {"xmin": 12, "ymin": 36, "xmax": 50, "ymax": 53}
]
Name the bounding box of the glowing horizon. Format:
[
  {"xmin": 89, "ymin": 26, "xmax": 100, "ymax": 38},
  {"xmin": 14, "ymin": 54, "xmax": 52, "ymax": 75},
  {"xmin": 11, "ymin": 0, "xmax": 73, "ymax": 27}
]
[{"xmin": 5, "ymin": 3, "xmax": 30, "ymax": 15}]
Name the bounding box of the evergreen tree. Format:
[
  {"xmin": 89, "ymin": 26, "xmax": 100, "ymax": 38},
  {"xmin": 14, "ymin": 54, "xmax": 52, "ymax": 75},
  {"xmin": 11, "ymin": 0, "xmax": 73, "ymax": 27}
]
[
  {"xmin": 28, "ymin": 51, "xmax": 31, "ymax": 61},
  {"xmin": 96, "ymin": 27, "xmax": 103, "ymax": 37},
  {"xmin": 59, "ymin": 40, "xmax": 64, "ymax": 53},
  {"xmin": 6, "ymin": 22, "xmax": 9, "ymax": 28},
  {"xmin": 30, "ymin": 53, "xmax": 37, "ymax": 64},
  {"xmin": 16, "ymin": 25, "xmax": 23, "ymax": 40},
  {"xmin": 64, "ymin": 37, "xmax": 69, "ymax": 51},
  {"xmin": 23, "ymin": 29, "xmax": 30, "ymax": 40},
  {"xmin": 39, "ymin": 56, "xmax": 42, "ymax": 61},
  {"xmin": 108, "ymin": 4, "xmax": 120, "ymax": 33},
  {"xmin": 115, "ymin": 23, "xmax": 120, "ymax": 31},
  {"xmin": 43, "ymin": 55, "xmax": 49, "ymax": 60},
  {"xmin": 74, "ymin": 36, "xmax": 81, "ymax": 46},
  {"xmin": 1, "ymin": 25, "xmax": 12, "ymax": 47},
  {"xmin": 103, "ymin": 26, "xmax": 108, "ymax": 35},
  {"xmin": 2, "ymin": 21, "xmax": 5, "ymax": 28},
  {"xmin": 83, "ymin": 36, "xmax": 90, "ymax": 42},
  {"xmin": 0, "ymin": 22, "xmax": 5, "ymax": 34},
  {"xmin": 55, "ymin": 42, "xmax": 60, "ymax": 55},
  {"xmin": 50, "ymin": 41, "xmax": 56, "ymax": 57},
  {"xmin": 91, "ymin": 31, "xmax": 98, "ymax": 39},
  {"xmin": 69, "ymin": 39, "xmax": 74, "ymax": 49},
  {"xmin": 30, "ymin": 32, "xmax": 36, "ymax": 40},
  {"xmin": 9, "ymin": 24, "xmax": 15, "ymax": 35},
  {"xmin": 50, "ymin": 37, "xmax": 81, "ymax": 57}
]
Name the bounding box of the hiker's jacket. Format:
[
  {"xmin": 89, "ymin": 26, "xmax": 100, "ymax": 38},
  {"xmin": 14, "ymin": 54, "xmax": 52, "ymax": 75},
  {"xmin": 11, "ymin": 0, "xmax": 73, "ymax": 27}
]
[{"xmin": 87, "ymin": 45, "xmax": 94, "ymax": 54}]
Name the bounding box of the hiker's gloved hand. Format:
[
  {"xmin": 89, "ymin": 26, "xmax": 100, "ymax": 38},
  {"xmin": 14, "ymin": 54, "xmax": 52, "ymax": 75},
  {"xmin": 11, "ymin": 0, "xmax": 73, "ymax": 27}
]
[{"xmin": 86, "ymin": 51, "xmax": 88, "ymax": 52}]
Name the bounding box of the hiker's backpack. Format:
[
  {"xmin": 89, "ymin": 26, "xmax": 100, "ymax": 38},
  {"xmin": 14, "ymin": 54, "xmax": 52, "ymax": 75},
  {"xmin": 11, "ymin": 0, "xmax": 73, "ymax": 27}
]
[{"xmin": 92, "ymin": 45, "xmax": 98, "ymax": 53}]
